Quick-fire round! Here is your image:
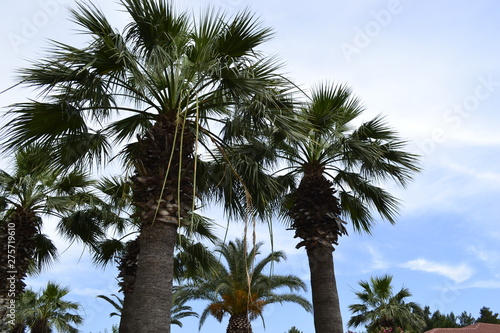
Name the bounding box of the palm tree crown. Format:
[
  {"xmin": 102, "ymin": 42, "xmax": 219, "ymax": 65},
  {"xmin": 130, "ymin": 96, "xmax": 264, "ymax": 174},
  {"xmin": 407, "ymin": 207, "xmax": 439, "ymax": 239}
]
[
  {"xmin": 348, "ymin": 275, "xmax": 425, "ymax": 333},
  {"xmin": 284, "ymin": 83, "xmax": 420, "ymax": 240},
  {"xmin": 177, "ymin": 238, "xmax": 312, "ymax": 333}
]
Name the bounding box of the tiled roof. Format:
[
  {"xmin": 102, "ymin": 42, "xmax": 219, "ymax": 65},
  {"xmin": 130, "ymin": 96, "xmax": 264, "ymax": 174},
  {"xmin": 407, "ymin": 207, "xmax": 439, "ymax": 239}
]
[{"xmin": 425, "ymin": 323, "xmax": 500, "ymax": 333}]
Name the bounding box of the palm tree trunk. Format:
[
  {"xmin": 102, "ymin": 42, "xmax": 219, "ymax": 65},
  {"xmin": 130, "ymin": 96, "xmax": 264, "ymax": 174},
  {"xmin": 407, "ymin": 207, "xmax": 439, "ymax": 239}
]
[
  {"xmin": 118, "ymin": 239, "xmax": 139, "ymax": 333},
  {"xmin": 129, "ymin": 222, "xmax": 177, "ymax": 332},
  {"xmin": 30, "ymin": 319, "xmax": 50, "ymax": 333},
  {"xmin": 118, "ymin": 290, "xmax": 135, "ymax": 333},
  {"xmin": 126, "ymin": 115, "xmax": 195, "ymax": 332},
  {"xmin": 227, "ymin": 313, "xmax": 253, "ymax": 333},
  {"xmin": 307, "ymin": 246, "xmax": 343, "ymax": 333}
]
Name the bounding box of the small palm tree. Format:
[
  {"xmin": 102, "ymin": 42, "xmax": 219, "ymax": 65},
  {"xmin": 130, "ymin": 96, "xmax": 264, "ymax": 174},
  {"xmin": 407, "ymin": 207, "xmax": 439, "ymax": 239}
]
[
  {"xmin": 279, "ymin": 83, "xmax": 420, "ymax": 333},
  {"xmin": 13, "ymin": 281, "xmax": 83, "ymax": 333},
  {"xmin": 177, "ymin": 238, "xmax": 312, "ymax": 333},
  {"xmin": 348, "ymin": 275, "xmax": 425, "ymax": 333}
]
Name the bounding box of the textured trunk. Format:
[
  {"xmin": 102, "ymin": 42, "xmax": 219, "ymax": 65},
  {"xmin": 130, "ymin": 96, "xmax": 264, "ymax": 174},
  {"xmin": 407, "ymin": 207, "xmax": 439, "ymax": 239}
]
[
  {"xmin": 288, "ymin": 164, "xmax": 346, "ymax": 333},
  {"xmin": 30, "ymin": 320, "xmax": 50, "ymax": 333},
  {"xmin": 227, "ymin": 313, "xmax": 253, "ymax": 333},
  {"xmin": 0, "ymin": 295, "xmax": 12, "ymax": 332},
  {"xmin": 126, "ymin": 114, "xmax": 195, "ymax": 332},
  {"xmin": 118, "ymin": 290, "xmax": 134, "ymax": 333},
  {"xmin": 307, "ymin": 246, "xmax": 343, "ymax": 333},
  {"xmin": 130, "ymin": 222, "xmax": 177, "ymax": 332},
  {"xmin": 118, "ymin": 239, "xmax": 139, "ymax": 333}
]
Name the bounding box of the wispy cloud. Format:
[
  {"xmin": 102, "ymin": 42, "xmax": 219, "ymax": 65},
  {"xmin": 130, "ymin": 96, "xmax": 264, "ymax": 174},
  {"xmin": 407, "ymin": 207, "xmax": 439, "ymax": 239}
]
[
  {"xmin": 467, "ymin": 245, "xmax": 500, "ymax": 264},
  {"xmin": 463, "ymin": 280, "xmax": 500, "ymax": 289},
  {"xmin": 401, "ymin": 258, "xmax": 474, "ymax": 283},
  {"xmin": 365, "ymin": 245, "xmax": 389, "ymax": 271},
  {"xmin": 467, "ymin": 245, "xmax": 500, "ymax": 274}
]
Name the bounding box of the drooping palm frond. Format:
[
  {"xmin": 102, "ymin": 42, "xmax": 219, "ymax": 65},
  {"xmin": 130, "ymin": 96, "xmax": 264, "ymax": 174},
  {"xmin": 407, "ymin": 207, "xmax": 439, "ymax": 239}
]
[
  {"xmin": 30, "ymin": 233, "xmax": 58, "ymax": 275},
  {"xmin": 97, "ymin": 294, "xmax": 124, "ymax": 318}
]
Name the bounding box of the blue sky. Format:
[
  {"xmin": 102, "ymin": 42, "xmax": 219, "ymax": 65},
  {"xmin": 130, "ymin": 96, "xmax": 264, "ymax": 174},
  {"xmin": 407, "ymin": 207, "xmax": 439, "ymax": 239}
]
[{"xmin": 1, "ymin": 1, "xmax": 500, "ymax": 332}]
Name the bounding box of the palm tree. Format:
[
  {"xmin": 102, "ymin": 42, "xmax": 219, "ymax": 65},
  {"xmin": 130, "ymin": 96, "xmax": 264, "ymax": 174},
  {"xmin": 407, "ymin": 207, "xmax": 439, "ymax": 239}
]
[
  {"xmin": 177, "ymin": 238, "xmax": 312, "ymax": 333},
  {"xmin": 13, "ymin": 281, "xmax": 83, "ymax": 333},
  {"xmin": 280, "ymin": 83, "xmax": 420, "ymax": 333},
  {"xmin": 88, "ymin": 175, "xmax": 219, "ymax": 330},
  {"xmin": 3, "ymin": 1, "xmax": 300, "ymax": 330},
  {"xmin": 0, "ymin": 145, "xmax": 95, "ymax": 331},
  {"xmin": 348, "ymin": 275, "xmax": 425, "ymax": 333}
]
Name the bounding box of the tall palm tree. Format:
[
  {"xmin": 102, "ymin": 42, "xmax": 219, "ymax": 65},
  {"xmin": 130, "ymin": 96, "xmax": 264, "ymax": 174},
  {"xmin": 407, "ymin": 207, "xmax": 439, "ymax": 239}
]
[
  {"xmin": 88, "ymin": 175, "xmax": 220, "ymax": 330},
  {"xmin": 177, "ymin": 238, "xmax": 312, "ymax": 333},
  {"xmin": 280, "ymin": 83, "xmax": 420, "ymax": 333},
  {"xmin": 0, "ymin": 145, "xmax": 95, "ymax": 331},
  {"xmin": 2, "ymin": 1, "xmax": 301, "ymax": 331},
  {"xmin": 348, "ymin": 275, "xmax": 425, "ymax": 333},
  {"xmin": 12, "ymin": 281, "xmax": 83, "ymax": 333}
]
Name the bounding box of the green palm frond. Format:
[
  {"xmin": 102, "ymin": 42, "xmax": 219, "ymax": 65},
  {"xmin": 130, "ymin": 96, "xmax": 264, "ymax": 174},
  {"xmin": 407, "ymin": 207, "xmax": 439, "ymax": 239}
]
[
  {"xmin": 97, "ymin": 294, "xmax": 124, "ymax": 317},
  {"xmin": 348, "ymin": 275, "xmax": 425, "ymax": 332},
  {"xmin": 171, "ymin": 288, "xmax": 199, "ymax": 327},
  {"xmin": 92, "ymin": 238, "xmax": 127, "ymax": 267},
  {"xmin": 30, "ymin": 233, "xmax": 59, "ymax": 274}
]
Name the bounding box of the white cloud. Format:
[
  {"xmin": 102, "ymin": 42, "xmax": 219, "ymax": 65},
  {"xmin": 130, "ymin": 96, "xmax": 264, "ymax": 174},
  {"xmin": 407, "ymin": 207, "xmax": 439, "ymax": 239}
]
[{"xmin": 402, "ymin": 258, "xmax": 474, "ymax": 283}]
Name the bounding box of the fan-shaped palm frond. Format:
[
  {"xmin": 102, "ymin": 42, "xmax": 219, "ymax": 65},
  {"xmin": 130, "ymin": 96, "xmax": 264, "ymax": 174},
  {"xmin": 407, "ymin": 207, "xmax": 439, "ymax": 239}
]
[{"xmin": 348, "ymin": 275, "xmax": 425, "ymax": 333}]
